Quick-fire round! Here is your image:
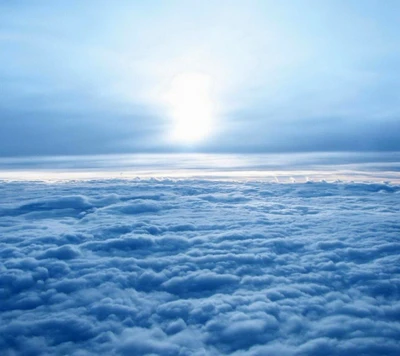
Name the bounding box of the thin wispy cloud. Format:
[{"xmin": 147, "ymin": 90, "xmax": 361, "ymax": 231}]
[{"xmin": 1, "ymin": 0, "xmax": 399, "ymax": 156}]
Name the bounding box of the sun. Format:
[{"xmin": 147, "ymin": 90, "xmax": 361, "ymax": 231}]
[{"xmin": 166, "ymin": 72, "xmax": 214, "ymax": 143}]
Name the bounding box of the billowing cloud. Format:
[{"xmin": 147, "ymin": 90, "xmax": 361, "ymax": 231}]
[{"xmin": 1, "ymin": 179, "xmax": 399, "ymax": 355}]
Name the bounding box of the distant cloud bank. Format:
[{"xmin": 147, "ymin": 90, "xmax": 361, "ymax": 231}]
[
  {"xmin": 0, "ymin": 152, "xmax": 399, "ymax": 183},
  {"xmin": 1, "ymin": 179, "xmax": 399, "ymax": 355}
]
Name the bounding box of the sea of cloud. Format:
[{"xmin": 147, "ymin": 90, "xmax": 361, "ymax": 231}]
[{"xmin": 0, "ymin": 179, "xmax": 399, "ymax": 355}]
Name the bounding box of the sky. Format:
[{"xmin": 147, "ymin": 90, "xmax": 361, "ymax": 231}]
[
  {"xmin": 1, "ymin": 0, "xmax": 400, "ymax": 156},
  {"xmin": 1, "ymin": 3, "xmax": 400, "ymax": 353}
]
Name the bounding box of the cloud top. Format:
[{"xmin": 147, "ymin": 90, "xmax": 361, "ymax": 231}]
[{"xmin": 1, "ymin": 179, "xmax": 399, "ymax": 355}]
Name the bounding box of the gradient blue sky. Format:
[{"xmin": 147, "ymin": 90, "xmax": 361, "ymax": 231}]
[{"xmin": 1, "ymin": 0, "xmax": 399, "ymax": 156}]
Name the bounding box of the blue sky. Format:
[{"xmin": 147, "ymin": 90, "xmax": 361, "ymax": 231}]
[{"xmin": 1, "ymin": 0, "xmax": 399, "ymax": 156}]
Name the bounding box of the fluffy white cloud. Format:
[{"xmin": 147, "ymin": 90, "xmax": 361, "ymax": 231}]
[{"xmin": 0, "ymin": 179, "xmax": 399, "ymax": 355}]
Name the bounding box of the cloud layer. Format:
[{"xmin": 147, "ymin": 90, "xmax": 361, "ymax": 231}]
[{"xmin": 1, "ymin": 179, "xmax": 399, "ymax": 355}]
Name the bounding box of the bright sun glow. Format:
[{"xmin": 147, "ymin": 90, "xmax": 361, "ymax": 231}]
[{"xmin": 166, "ymin": 72, "xmax": 214, "ymax": 143}]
